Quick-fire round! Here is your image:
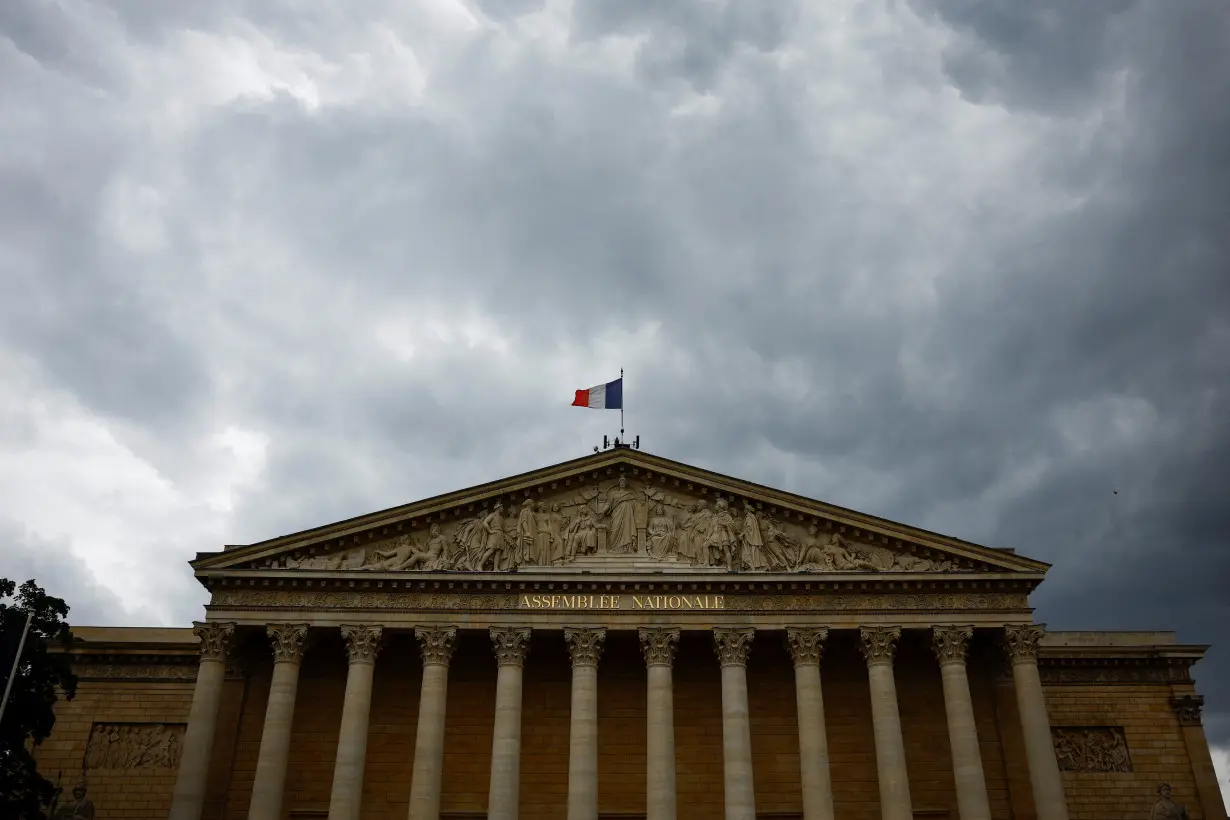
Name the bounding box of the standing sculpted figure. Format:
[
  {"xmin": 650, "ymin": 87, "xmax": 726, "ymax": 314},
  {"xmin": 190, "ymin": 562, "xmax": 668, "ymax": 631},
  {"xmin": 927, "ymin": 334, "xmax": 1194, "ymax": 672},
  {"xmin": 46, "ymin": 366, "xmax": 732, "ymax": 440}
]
[
  {"xmin": 679, "ymin": 501, "xmax": 712, "ymax": 566},
  {"xmin": 474, "ymin": 503, "xmax": 508, "ymax": 570},
  {"xmin": 1150, "ymin": 784, "xmax": 1189, "ymax": 820},
  {"xmin": 542, "ymin": 503, "xmax": 565, "ymax": 565},
  {"xmin": 706, "ymin": 499, "xmax": 739, "ymax": 569},
  {"xmin": 740, "ymin": 506, "xmax": 768, "ymax": 570},
  {"xmin": 53, "ymin": 780, "xmax": 96, "ymax": 820},
  {"xmin": 517, "ymin": 499, "xmax": 538, "ymax": 565},
  {"xmin": 602, "ymin": 477, "xmax": 638, "ymax": 554}
]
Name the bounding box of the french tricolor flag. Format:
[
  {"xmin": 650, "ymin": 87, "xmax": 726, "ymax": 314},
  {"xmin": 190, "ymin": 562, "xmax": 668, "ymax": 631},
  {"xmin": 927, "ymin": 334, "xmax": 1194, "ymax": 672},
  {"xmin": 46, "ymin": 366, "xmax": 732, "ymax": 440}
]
[{"xmin": 572, "ymin": 377, "xmax": 622, "ymax": 409}]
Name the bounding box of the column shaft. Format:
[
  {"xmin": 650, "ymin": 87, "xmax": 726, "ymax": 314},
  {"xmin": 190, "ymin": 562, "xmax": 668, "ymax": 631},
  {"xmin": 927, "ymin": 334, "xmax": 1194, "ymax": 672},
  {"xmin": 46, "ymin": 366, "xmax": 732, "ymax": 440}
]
[
  {"xmin": 640, "ymin": 627, "xmax": 680, "ymax": 820},
  {"xmin": 1005, "ymin": 625, "xmax": 1069, "ymax": 820},
  {"xmin": 933, "ymin": 627, "xmax": 991, "ymax": 820},
  {"xmin": 786, "ymin": 628, "xmax": 835, "ymax": 820},
  {"xmin": 488, "ymin": 627, "xmax": 531, "ymax": 820},
  {"xmin": 328, "ymin": 625, "xmax": 382, "ymax": 820},
  {"xmin": 860, "ymin": 626, "xmax": 912, "ymax": 820},
  {"xmin": 715, "ymin": 628, "xmax": 756, "ymax": 820},
  {"xmin": 408, "ymin": 627, "xmax": 458, "ymax": 820},
  {"xmin": 169, "ymin": 622, "xmax": 235, "ymax": 820},
  {"xmin": 565, "ymin": 628, "xmax": 605, "ymax": 820},
  {"xmin": 249, "ymin": 624, "xmax": 310, "ymax": 820}
]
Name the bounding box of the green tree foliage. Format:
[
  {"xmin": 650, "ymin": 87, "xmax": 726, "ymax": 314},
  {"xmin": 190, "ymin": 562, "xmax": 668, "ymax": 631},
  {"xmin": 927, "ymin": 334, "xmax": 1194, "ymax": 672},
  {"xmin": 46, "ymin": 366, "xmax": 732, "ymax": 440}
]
[{"xmin": 0, "ymin": 579, "xmax": 78, "ymax": 819}]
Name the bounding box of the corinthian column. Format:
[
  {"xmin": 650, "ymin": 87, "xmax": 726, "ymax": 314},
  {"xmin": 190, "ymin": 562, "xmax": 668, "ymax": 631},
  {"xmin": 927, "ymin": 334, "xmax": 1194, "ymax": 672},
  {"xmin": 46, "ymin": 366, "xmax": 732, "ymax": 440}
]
[
  {"xmin": 328, "ymin": 624, "xmax": 383, "ymax": 820},
  {"xmin": 169, "ymin": 621, "xmax": 236, "ymax": 820},
  {"xmin": 639, "ymin": 627, "xmax": 680, "ymax": 820},
  {"xmin": 714, "ymin": 628, "xmax": 756, "ymax": 820},
  {"xmin": 249, "ymin": 624, "xmax": 310, "ymax": 820},
  {"xmin": 859, "ymin": 626, "xmax": 912, "ymax": 820},
  {"xmin": 407, "ymin": 626, "xmax": 458, "ymax": 820},
  {"xmin": 564, "ymin": 627, "xmax": 606, "ymax": 820},
  {"xmin": 488, "ymin": 627, "xmax": 532, "ymax": 820},
  {"xmin": 932, "ymin": 626, "xmax": 991, "ymax": 820},
  {"xmin": 1004, "ymin": 624, "xmax": 1069, "ymax": 820},
  {"xmin": 785, "ymin": 627, "xmax": 835, "ymax": 820}
]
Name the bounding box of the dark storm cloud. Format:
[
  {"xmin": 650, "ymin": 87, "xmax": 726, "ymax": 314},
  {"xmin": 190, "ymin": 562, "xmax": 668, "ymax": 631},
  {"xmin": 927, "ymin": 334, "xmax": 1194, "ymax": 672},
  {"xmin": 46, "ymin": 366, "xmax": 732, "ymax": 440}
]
[{"xmin": 0, "ymin": 0, "xmax": 1227, "ymax": 767}]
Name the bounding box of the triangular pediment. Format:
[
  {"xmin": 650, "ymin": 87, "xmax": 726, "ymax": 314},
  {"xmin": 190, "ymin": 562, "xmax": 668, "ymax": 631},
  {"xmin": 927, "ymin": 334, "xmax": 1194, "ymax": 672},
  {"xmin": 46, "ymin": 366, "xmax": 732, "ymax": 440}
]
[{"xmin": 192, "ymin": 449, "xmax": 1049, "ymax": 577}]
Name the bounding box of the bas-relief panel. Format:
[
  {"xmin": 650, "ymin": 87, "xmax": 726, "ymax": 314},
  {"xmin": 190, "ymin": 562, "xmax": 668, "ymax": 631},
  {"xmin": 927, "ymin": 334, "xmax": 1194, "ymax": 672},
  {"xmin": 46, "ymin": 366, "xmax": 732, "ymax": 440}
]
[
  {"xmin": 254, "ymin": 477, "xmax": 973, "ymax": 574},
  {"xmin": 85, "ymin": 722, "xmax": 185, "ymax": 770},
  {"xmin": 1052, "ymin": 726, "xmax": 1132, "ymax": 773}
]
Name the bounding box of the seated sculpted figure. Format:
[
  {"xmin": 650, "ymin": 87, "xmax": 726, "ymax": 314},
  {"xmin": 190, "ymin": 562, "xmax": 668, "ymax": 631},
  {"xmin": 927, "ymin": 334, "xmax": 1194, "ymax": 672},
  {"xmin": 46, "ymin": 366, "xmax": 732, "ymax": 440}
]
[
  {"xmin": 367, "ymin": 528, "xmax": 444, "ymax": 571},
  {"xmin": 1151, "ymin": 783, "xmax": 1189, "ymax": 820}
]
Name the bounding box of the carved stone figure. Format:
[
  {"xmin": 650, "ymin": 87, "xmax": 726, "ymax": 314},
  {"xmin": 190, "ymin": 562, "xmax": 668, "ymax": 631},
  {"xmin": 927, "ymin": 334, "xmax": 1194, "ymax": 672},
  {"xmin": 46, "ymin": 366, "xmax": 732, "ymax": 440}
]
[
  {"xmin": 517, "ymin": 499, "xmax": 538, "ymax": 565},
  {"xmin": 1150, "ymin": 783, "xmax": 1189, "ymax": 820},
  {"xmin": 474, "ymin": 503, "xmax": 509, "ymax": 571},
  {"xmin": 677, "ymin": 501, "xmax": 711, "ymax": 566},
  {"xmin": 740, "ymin": 507, "xmax": 768, "ymax": 570},
  {"xmin": 795, "ymin": 525, "xmax": 826, "ymax": 570},
  {"xmin": 53, "ymin": 780, "xmax": 95, "ymax": 820},
  {"xmin": 365, "ymin": 535, "xmax": 418, "ymax": 571},
  {"xmin": 820, "ymin": 533, "xmax": 878, "ymax": 571},
  {"xmin": 602, "ymin": 477, "xmax": 638, "ymax": 555},
  {"xmin": 706, "ymin": 499, "xmax": 739, "ymax": 569},
  {"xmin": 759, "ymin": 516, "xmax": 794, "ymax": 569},
  {"xmin": 563, "ymin": 504, "xmax": 598, "ymax": 559},
  {"xmin": 647, "ymin": 504, "xmax": 677, "ymax": 560},
  {"xmin": 543, "ymin": 503, "xmax": 564, "ymax": 565}
]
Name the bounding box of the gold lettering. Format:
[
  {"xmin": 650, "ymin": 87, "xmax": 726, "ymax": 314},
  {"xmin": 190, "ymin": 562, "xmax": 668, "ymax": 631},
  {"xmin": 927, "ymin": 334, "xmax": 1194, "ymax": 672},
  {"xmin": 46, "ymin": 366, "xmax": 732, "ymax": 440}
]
[
  {"xmin": 633, "ymin": 596, "xmax": 646, "ymax": 609},
  {"xmin": 714, "ymin": 595, "xmax": 725, "ymax": 609},
  {"xmin": 668, "ymin": 596, "xmax": 681, "ymax": 608},
  {"xmin": 611, "ymin": 595, "xmax": 620, "ymax": 609},
  {"xmin": 551, "ymin": 595, "xmax": 561, "ymax": 608},
  {"xmin": 520, "ymin": 595, "xmax": 532, "ymax": 608},
  {"xmin": 682, "ymin": 597, "xmax": 695, "ymax": 608}
]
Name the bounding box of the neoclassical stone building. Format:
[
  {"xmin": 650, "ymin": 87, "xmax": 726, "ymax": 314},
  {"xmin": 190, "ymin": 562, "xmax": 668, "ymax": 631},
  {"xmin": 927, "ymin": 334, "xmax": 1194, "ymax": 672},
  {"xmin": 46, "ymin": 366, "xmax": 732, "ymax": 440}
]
[{"xmin": 40, "ymin": 449, "xmax": 1225, "ymax": 820}]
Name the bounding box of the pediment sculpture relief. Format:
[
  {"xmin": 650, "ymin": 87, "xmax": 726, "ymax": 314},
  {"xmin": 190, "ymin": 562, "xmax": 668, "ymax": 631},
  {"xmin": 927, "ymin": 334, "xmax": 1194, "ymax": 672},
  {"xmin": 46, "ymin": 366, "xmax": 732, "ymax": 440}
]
[{"xmin": 264, "ymin": 477, "xmax": 964, "ymax": 574}]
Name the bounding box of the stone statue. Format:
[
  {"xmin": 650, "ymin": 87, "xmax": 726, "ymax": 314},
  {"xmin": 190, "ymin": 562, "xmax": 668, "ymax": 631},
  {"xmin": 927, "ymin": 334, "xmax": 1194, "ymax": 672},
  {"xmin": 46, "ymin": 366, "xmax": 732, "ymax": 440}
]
[
  {"xmin": 795, "ymin": 525, "xmax": 826, "ymax": 570},
  {"xmin": 740, "ymin": 507, "xmax": 768, "ymax": 570},
  {"xmin": 679, "ymin": 501, "xmax": 712, "ymax": 566},
  {"xmin": 820, "ymin": 533, "xmax": 878, "ymax": 571},
  {"xmin": 761, "ymin": 517, "xmax": 797, "ymax": 569},
  {"xmin": 706, "ymin": 499, "xmax": 739, "ymax": 569},
  {"xmin": 563, "ymin": 506, "xmax": 598, "ymax": 560},
  {"xmin": 1150, "ymin": 783, "xmax": 1189, "ymax": 820},
  {"xmin": 602, "ymin": 477, "xmax": 638, "ymax": 554},
  {"xmin": 53, "ymin": 779, "xmax": 95, "ymax": 820},
  {"xmin": 646, "ymin": 504, "xmax": 677, "ymax": 559},
  {"xmin": 474, "ymin": 503, "xmax": 509, "ymax": 571},
  {"xmin": 517, "ymin": 499, "xmax": 538, "ymax": 565},
  {"xmin": 542, "ymin": 503, "xmax": 564, "ymax": 565}
]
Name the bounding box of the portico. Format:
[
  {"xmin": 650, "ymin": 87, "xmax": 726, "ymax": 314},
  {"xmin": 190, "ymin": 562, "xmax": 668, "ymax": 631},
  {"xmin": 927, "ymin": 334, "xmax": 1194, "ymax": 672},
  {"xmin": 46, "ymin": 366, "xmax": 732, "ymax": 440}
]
[{"xmin": 42, "ymin": 448, "xmax": 1225, "ymax": 820}]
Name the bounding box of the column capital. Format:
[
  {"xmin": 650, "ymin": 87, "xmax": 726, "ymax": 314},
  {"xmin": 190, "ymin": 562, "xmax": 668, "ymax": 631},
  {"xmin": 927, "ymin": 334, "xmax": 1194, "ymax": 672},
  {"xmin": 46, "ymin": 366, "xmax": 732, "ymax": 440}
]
[
  {"xmin": 1003, "ymin": 623, "xmax": 1046, "ymax": 664},
  {"xmin": 1172, "ymin": 694, "xmax": 1204, "ymax": 726},
  {"xmin": 564, "ymin": 626, "xmax": 606, "ymax": 668},
  {"xmin": 785, "ymin": 626, "xmax": 829, "ymax": 667},
  {"xmin": 415, "ymin": 626, "xmax": 458, "ymax": 667},
  {"xmin": 932, "ymin": 625, "xmax": 973, "ymax": 667},
  {"xmin": 713, "ymin": 627, "xmax": 755, "ymax": 668},
  {"xmin": 267, "ymin": 623, "xmax": 310, "ymax": 664},
  {"xmin": 490, "ymin": 626, "xmax": 532, "ymax": 668},
  {"xmin": 340, "ymin": 624, "xmax": 383, "ymax": 665},
  {"xmin": 193, "ymin": 621, "xmax": 236, "ymax": 662},
  {"xmin": 639, "ymin": 626, "xmax": 680, "ymax": 668},
  {"xmin": 859, "ymin": 625, "xmax": 902, "ymax": 667}
]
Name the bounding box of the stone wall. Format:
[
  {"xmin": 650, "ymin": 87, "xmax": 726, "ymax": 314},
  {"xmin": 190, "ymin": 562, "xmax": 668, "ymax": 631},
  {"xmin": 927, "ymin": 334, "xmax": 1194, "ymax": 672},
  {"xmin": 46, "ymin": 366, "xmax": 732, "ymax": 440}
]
[{"xmin": 41, "ymin": 630, "xmax": 1217, "ymax": 820}]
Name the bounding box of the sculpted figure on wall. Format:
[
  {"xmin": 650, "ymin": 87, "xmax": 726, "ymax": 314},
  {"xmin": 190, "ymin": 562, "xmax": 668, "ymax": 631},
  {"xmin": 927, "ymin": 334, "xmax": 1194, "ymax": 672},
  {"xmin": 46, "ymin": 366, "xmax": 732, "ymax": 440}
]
[
  {"xmin": 647, "ymin": 504, "xmax": 677, "ymax": 559},
  {"xmin": 706, "ymin": 498, "xmax": 740, "ymax": 569},
  {"xmin": 1150, "ymin": 783, "xmax": 1189, "ymax": 820},
  {"xmin": 52, "ymin": 779, "xmax": 95, "ymax": 820},
  {"xmin": 741, "ymin": 506, "xmax": 768, "ymax": 570}
]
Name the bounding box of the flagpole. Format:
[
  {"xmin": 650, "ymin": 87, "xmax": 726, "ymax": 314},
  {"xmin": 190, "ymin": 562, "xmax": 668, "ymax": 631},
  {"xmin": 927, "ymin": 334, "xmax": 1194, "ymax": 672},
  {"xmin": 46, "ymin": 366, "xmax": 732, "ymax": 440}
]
[{"xmin": 620, "ymin": 368, "xmax": 624, "ymax": 441}]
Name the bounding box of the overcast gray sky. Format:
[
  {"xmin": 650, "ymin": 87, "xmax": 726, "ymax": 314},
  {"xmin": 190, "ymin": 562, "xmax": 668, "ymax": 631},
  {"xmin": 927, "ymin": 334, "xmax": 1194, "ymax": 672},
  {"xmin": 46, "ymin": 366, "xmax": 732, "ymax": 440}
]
[{"xmin": 2, "ymin": 0, "xmax": 1227, "ymax": 799}]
